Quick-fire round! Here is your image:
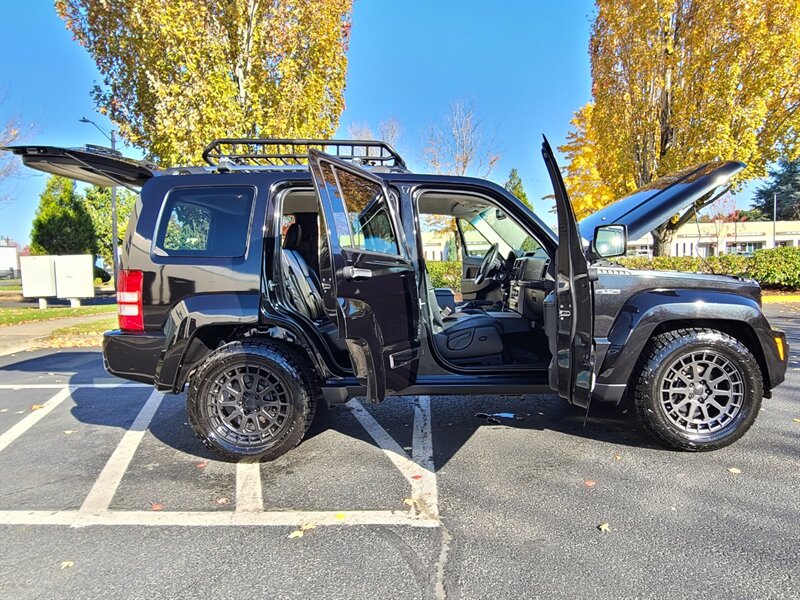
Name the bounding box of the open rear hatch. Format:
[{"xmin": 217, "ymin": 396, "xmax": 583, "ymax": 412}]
[{"xmin": 2, "ymin": 145, "xmax": 160, "ymax": 188}]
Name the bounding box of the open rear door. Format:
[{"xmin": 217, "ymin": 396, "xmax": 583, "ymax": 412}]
[
  {"xmin": 307, "ymin": 149, "xmax": 420, "ymax": 403},
  {"xmin": 541, "ymin": 137, "xmax": 596, "ymax": 408},
  {"xmin": 3, "ymin": 145, "xmax": 159, "ymax": 188}
]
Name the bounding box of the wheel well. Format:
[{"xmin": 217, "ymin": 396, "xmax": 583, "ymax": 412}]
[
  {"xmin": 178, "ymin": 325, "xmax": 323, "ymax": 391},
  {"xmin": 649, "ymin": 319, "xmax": 770, "ymax": 393}
]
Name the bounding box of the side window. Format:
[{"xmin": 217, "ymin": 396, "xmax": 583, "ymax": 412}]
[
  {"xmin": 155, "ymin": 186, "xmax": 254, "ymax": 257},
  {"xmin": 320, "ymin": 162, "xmax": 400, "ymax": 256},
  {"xmin": 458, "ymin": 219, "xmax": 491, "ymax": 258}
]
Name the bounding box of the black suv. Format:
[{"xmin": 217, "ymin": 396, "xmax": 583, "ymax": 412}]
[{"xmin": 7, "ymin": 138, "xmax": 788, "ymax": 459}]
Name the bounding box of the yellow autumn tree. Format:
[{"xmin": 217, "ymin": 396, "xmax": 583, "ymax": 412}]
[
  {"xmin": 56, "ymin": 0, "xmax": 353, "ymax": 166},
  {"xmin": 563, "ymin": 0, "xmax": 800, "ymax": 254},
  {"xmin": 558, "ymin": 103, "xmax": 617, "ymax": 220}
]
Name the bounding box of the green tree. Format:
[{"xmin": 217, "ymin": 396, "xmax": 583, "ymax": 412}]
[
  {"xmin": 30, "ymin": 176, "xmax": 97, "ymax": 255},
  {"xmin": 83, "ymin": 185, "xmax": 138, "ymax": 267},
  {"xmin": 503, "ymin": 168, "xmax": 532, "ymax": 210},
  {"xmin": 562, "ymin": 0, "xmax": 800, "ymax": 255},
  {"xmin": 56, "ymin": 0, "xmax": 353, "ymax": 166},
  {"xmin": 751, "ymin": 158, "xmax": 800, "ymax": 220}
]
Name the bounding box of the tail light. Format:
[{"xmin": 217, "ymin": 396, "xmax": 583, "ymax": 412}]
[{"xmin": 117, "ymin": 269, "xmax": 144, "ymax": 332}]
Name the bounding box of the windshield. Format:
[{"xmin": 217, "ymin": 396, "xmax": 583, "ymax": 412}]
[{"xmin": 470, "ymin": 207, "xmax": 541, "ymax": 254}]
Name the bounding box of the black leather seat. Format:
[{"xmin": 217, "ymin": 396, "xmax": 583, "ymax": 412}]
[
  {"xmin": 424, "ymin": 272, "xmax": 503, "ymax": 364},
  {"xmin": 282, "ymin": 223, "xmax": 345, "ymax": 351}
]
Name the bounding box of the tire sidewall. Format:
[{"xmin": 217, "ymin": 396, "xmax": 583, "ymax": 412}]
[
  {"xmin": 637, "ymin": 331, "xmax": 763, "ymax": 450},
  {"xmin": 187, "ymin": 342, "xmax": 311, "ymax": 460}
]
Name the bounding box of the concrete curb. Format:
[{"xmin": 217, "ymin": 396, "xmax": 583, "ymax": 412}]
[{"xmin": 762, "ymin": 295, "xmax": 800, "ymax": 304}]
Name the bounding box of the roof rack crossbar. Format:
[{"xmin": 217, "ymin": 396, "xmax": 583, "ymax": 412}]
[{"xmin": 201, "ymin": 138, "xmax": 407, "ymax": 170}]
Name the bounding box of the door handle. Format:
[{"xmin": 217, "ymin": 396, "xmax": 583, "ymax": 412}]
[{"xmin": 342, "ymin": 266, "xmax": 373, "ymax": 280}]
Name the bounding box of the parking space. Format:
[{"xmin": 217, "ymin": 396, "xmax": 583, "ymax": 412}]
[
  {"xmin": 1, "ymin": 305, "xmax": 799, "ymax": 599},
  {"xmin": 0, "ymin": 352, "xmax": 438, "ymax": 530}
]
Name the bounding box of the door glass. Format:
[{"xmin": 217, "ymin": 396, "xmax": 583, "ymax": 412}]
[{"xmin": 320, "ymin": 162, "xmax": 400, "ymax": 256}]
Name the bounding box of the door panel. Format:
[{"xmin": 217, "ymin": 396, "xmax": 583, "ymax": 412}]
[
  {"xmin": 541, "ymin": 138, "xmax": 596, "ymax": 408},
  {"xmin": 308, "ymin": 150, "xmax": 420, "ymax": 403}
]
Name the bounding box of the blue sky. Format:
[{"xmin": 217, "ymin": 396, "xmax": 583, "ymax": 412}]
[{"xmin": 0, "ymin": 0, "xmax": 760, "ymax": 245}]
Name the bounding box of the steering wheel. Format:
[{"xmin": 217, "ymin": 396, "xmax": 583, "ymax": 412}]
[{"xmin": 474, "ymin": 243, "xmax": 500, "ymax": 285}]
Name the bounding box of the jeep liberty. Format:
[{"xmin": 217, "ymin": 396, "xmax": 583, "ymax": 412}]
[{"xmin": 6, "ymin": 138, "xmax": 788, "ymax": 460}]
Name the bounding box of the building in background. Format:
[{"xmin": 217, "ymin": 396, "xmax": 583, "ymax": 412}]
[
  {"xmin": 627, "ymin": 220, "xmax": 800, "ymax": 257},
  {"xmin": 420, "ymin": 220, "xmax": 800, "ymax": 261}
]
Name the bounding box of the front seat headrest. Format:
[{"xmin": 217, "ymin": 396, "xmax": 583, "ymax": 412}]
[{"xmin": 283, "ymin": 223, "xmax": 303, "ymax": 250}]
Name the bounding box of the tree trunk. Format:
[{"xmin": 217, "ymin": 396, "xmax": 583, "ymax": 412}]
[{"xmin": 651, "ymin": 223, "xmax": 675, "ymax": 256}]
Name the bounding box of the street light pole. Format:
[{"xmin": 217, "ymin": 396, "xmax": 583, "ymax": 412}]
[
  {"xmin": 79, "ymin": 117, "xmax": 120, "ymax": 286},
  {"xmin": 109, "ymin": 130, "xmax": 119, "ymax": 286}
]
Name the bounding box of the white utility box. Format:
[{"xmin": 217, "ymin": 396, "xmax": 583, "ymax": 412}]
[
  {"xmin": 20, "ymin": 255, "xmax": 57, "ymax": 298},
  {"xmin": 55, "ymin": 255, "xmax": 95, "ymax": 299}
]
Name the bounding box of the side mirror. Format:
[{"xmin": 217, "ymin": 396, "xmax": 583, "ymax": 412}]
[{"xmin": 592, "ymin": 224, "xmax": 627, "ymax": 258}]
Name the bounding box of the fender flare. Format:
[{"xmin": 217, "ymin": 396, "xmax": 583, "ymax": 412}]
[
  {"xmin": 597, "ymin": 289, "xmax": 779, "ymax": 390},
  {"xmin": 154, "ymin": 293, "xmax": 347, "ymax": 392}
]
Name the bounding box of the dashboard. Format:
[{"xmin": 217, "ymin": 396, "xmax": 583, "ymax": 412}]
[{"xmin": 507, "ymin": 250, "xmax": 552, "ymax": 323}]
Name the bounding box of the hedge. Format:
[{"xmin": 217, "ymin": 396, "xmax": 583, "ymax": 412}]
[
  {"xmin": 428, "ymin": 247, "xmax": 800, "ymax": 292},
  {"xmin": 617, "ymin": 246, "xmax": 800, "ymax": 290},
  {"xmin": 427, "ymin": 261, "xmax": 462, "ymax": 291}
]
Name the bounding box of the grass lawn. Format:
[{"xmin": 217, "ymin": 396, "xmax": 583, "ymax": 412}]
[
  {"xmin": 37, "ymin": 316, "xmax": 118, "ymax": 349},
  {"xmin": 0, "ymin": 304, "xmax": 117, "ymax": 327}
]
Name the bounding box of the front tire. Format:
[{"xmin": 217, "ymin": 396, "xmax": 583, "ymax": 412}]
[
  {"xmin": 186, "ymin": 340, "xmax": 320, "ymax": 461},
  {"xmin": 633, "ymin": 328, "xmax": 763, "ymax": 451}
]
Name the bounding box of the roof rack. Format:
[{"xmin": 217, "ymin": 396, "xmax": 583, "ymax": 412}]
[{"xmin": 201, "ymin": 138, "xmax": 408, "ymax": 171}]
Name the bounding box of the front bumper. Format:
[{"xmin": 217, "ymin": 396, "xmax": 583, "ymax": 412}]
[
  {"xmin": 768, "ymin": 329, "xmax": 788, "ymax": 390},
  {"xmin": 102, "ymin": 330, "xmax": 165, "ymax": 385}
]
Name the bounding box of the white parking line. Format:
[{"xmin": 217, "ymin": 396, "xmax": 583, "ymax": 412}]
[
  {"xmin": 78, "ymin": 390, "xmax": 165, "ymax": 516},
  {"xmin": 0, "ymin": 509, "xmax": 439, "ymax": 528},
  {"xmin": 0, "ymin": 386, "xmax": 72, "ymax": 453},
  {"xmin": 412, "ymin": 396, "xmax": 438, "ymax": 518},
  {"xmin": 0, "ymin": 383, "xmax": 151, "ymax": 390},
  {"xmin": 346, "ymin": 398, "xmax": 438, "ymax": 518},
  {"xmin": 236, "ymin": 460, "xmax": 264, "ymax": 512}
]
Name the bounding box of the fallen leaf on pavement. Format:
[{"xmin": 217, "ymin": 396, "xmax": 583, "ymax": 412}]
[
  {"xmin": 60, "ymin": 561, "xmax": 75, "ymax": 570},
  {"xmin": 150, "ymin": 502, "xmax": 165, "ymax": 511},
  {"xmin": 613, "ymin": 454, "xmax": 622, "ymax": 461},
  {"xmin": 288, "ymin": 530, "xmax": 304, "ymax": 538},
  {"xmin": 403, "ymin": 498, "xmax": 415, "ymax": 507},
  {"xmin": 727, "ymin": 467, "xmax": 742, "ymax": 474},
  {"xmin": 31, "ymin": 404, "xmax": 45, "ymax": 411},
  {"xmin": 196, "ymin": 461, "xmax": 208, "ymax": 469},
  {"xmin": 300, "ymin": 523, "xmax": 316, "ymax": 532},
  {"xmin": 215, "ymin": 497, "xmax": 230, "ymax": 506},
  {"xmin": 63, "ymin": 430, "xmax": 76, "ymax": 435},
  {"xmin": 597, "ymin": 523, "xmax": 611, "ymax": 533},
  {"xmin": 584, "ymin": 480, "xmax": 597, "ymax": 488}
]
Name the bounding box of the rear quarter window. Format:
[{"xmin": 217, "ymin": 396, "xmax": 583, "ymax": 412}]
[{"xmin": 154, "ymin": 186, "xmax": 255, "ymax": 258}]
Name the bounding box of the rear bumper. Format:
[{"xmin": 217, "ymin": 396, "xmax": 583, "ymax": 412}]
[{"xmin": 102, "ymin": 330, "xmax": 165, "ymax": 385}]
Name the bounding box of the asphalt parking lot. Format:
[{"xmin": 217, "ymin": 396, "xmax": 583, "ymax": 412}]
[{"xmin": 0, "ymin": 304, "xmax": 798, "ymax": 600}]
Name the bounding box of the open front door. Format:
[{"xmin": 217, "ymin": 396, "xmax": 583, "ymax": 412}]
[
  {"xmin": 308, "ymin": 149, "xmax": 420, "ymax": 403},
  {"xmin": 541, "ymin": 138, "xmax": 596, "ymax": 408}
]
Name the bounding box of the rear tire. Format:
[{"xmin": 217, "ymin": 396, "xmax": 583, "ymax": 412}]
[
  {"xmin": 633, "ymin": 328, "xmax": 763, "ymax": 451},
  {"xmin": 186, "ymin": 340, "xmax": 320, "ymax": 461}
]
